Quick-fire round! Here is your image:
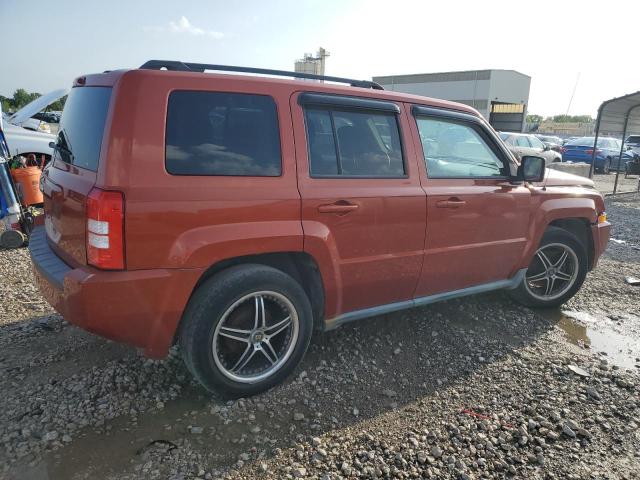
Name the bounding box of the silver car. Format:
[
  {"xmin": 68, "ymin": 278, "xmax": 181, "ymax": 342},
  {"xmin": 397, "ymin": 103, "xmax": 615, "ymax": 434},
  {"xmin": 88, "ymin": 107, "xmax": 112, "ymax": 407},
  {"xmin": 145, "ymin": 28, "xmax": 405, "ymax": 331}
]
[{"xmin": 499, "ymin": 132, "xmax": 562, "ymax": 165}]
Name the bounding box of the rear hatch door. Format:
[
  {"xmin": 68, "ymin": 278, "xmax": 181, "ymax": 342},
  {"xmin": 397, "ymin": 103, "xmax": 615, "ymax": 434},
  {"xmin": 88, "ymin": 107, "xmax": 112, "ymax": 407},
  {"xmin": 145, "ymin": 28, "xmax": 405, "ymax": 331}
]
[{"xmin": 42, "ymin": 86, "xmax": 112, "ymax": 266}]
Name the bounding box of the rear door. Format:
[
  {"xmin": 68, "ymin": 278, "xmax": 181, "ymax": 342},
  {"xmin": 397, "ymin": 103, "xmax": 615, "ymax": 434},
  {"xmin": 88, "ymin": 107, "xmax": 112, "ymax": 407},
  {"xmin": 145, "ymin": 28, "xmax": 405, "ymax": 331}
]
[
  {"xmin": 42, "ymin": 86, "xmax": 112, "ymax": 266},
  {"xmin": 409, "ymin": 106, "xmax": 531, "ymax": 296},
  {"xmin": 291, "ymin": 92, "xmax": 426, "ymax": 318}
]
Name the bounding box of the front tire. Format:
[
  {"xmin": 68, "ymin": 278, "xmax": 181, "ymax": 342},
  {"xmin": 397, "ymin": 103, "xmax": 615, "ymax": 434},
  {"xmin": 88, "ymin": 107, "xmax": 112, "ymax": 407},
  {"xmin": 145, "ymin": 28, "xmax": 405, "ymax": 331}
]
[
  {"xmin": 508, "ymin": 227, "xmax": 588, "ymax": 308},
  {"xmin": 179, "ymin": 264, "xmax": 313, "ymax": 398}
]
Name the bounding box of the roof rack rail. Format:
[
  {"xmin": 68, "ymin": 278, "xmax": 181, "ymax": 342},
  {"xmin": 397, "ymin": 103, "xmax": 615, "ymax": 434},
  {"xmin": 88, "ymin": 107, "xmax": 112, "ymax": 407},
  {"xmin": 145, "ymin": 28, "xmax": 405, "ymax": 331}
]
[{"xmin": 139, "ymin": 60, "xmax": 384, "ymax": 90}]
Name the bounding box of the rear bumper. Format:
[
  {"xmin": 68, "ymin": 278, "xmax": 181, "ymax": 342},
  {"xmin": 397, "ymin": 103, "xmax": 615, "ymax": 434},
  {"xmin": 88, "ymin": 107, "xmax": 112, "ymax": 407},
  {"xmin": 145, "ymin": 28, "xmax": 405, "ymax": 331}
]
[
  {"xmin": 29, "ymin": 227, "xmax": 202, "ymax": 358},
  {"xmin": 590, "ymin": 221, "xmax": 610, "ymax": 268}
]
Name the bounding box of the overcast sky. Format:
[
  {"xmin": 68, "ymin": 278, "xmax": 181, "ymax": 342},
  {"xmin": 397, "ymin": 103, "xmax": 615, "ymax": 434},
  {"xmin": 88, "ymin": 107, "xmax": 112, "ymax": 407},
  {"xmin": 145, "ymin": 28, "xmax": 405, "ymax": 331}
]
[{"xmin": 2, "ymin": 0, "xmax": 638, "ymax": 117}]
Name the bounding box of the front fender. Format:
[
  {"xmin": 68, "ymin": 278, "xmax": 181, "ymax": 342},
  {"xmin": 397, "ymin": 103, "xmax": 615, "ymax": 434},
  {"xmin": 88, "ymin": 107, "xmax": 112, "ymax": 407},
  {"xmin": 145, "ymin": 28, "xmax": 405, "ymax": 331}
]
[{"xmin": 519, "ymin": 193, "xmax": 598, "ymax": 268}]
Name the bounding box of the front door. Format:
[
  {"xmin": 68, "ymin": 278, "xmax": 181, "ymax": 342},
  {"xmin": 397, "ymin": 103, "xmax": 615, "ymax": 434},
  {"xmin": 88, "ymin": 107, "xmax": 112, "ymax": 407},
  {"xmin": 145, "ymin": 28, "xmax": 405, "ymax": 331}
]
[
  {"xmin": 291, "ymin": 92, "xmax": 426, "ymax": 318},
  {"xmin": 410, "ymin": 107, "xmax": 532, "ymax": 297}
]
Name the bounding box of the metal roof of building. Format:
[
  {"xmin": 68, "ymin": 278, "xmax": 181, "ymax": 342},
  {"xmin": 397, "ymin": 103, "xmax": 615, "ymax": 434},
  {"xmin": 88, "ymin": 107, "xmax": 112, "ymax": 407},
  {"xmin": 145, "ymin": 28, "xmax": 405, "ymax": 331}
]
[{"xmin": 373, "ymin": 69, "xmax": 530, "ymax": 85}]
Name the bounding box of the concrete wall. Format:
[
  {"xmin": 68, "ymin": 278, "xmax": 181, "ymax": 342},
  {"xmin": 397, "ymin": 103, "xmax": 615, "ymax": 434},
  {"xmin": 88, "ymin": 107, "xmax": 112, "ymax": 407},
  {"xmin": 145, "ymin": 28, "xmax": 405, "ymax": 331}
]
[{"xmin": 547, "ymin": 162, "xmax": 591, "ymax": 178}]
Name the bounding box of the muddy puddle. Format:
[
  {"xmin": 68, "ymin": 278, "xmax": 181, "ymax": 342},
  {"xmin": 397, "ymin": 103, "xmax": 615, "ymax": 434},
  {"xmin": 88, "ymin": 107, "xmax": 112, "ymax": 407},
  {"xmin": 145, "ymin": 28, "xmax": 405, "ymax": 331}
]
[
  {"xmin": 543, "ymin": 309, "xmax": 640, "ymax": 370},
  {"xmin": 30, "ymin": 382, "xmax": 300, "ymax": 480},
  {"xmin": 36, "ymin": 386, "xmax": 211, "ymax": 479}
]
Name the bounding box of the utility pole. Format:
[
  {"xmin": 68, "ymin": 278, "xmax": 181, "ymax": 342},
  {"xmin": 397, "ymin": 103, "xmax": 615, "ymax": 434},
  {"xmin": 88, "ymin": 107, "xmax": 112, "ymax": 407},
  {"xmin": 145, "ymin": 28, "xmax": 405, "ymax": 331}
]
[{"xmin": 565, "ymin": 72, "xmax": 580, "ymax": 116}]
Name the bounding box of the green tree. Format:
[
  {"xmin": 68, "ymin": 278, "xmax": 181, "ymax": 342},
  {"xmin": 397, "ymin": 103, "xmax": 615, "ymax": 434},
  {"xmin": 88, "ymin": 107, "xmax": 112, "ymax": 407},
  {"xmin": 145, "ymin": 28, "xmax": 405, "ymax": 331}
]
[
  {"xmin": 526, "ymin": 114, "xmax": 543, "ymax": 124},
  {"xmin": 49, "ymin": 96, "xmax": 67, "ymax": 111},
  {"xmin": 0, "ymin": 88, "xmax": 66, "ymax": 114},
  {"xmin": 551, "ymin": 114, "xmax": 593, "ymax": 123},
  {"xmin": 0, "ymin": 96, "xmax": 11, "ymax": 113},
  {"xmin": 11, "ymin": 88, "xmax": 41, "ymax": 109}
]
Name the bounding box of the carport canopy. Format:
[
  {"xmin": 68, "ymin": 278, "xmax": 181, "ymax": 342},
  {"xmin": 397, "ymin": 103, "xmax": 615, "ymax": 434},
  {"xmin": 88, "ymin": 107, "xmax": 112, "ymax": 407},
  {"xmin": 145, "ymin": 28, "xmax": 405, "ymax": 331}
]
[{"xmin": 590, "ymin": 91, "xmax": 640, "ymax": 185}]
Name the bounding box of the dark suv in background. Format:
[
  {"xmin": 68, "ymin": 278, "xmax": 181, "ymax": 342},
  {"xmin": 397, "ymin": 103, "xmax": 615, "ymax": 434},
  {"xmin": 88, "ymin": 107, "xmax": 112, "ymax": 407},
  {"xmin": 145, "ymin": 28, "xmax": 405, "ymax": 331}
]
[{"xmin": 626, "ymin": 135, "xmax": 640, "ymax": 155}]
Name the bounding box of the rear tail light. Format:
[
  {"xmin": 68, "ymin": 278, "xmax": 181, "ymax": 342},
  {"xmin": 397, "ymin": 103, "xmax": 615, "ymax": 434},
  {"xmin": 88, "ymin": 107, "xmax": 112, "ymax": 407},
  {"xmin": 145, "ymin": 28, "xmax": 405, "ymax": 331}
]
[
  {"xmin": 86, "ymin": 188, "xmax": 125, "ymax": 270},
  {"xmin": 560, "ymin": 147, "xmax": 567, "ymax": 154}
]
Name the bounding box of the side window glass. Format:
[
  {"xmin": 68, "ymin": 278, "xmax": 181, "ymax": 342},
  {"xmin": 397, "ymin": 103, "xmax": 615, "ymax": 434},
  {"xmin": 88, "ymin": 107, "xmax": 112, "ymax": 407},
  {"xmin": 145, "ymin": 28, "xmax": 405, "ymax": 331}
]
[
  {"xmin": 529, "ymin": 136, "xmax": 545, "ymax": 149},
  {"xmin": 304, "ymin": 109, "xmax": 338, "ymax": 176},
  {"xmin": 416, "ymin": 117, "xmax": 507, "ymax": 178},
  {"xmin": 515, "ymin": 136, "xmax": 531, "ymax": 148},
  {"xmin": 166, "ymin": 91, "xmax": 281, "ymax": 176},
  {"xmin": 304, "ymin": 107, "xmax": 405, "ymax": 177}
]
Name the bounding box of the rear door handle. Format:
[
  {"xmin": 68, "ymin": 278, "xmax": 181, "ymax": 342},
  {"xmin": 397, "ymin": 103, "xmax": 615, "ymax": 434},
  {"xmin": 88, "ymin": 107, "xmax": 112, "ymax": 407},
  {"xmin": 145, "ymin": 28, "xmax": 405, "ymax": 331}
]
[
  {"xmin": 318, "ymin": 201, "xmax": 359, "ymax": 214},
  {"xmin": 436, "ymin": 198, "xmax": 466, "ymax": 208}
]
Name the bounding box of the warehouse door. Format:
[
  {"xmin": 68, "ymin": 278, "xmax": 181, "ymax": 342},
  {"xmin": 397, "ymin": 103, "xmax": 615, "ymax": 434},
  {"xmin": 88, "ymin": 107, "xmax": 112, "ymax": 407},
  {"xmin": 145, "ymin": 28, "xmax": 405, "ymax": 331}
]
[{"xmin": 489, "ymin": 102, "xmax": 525, "ymax": 132}]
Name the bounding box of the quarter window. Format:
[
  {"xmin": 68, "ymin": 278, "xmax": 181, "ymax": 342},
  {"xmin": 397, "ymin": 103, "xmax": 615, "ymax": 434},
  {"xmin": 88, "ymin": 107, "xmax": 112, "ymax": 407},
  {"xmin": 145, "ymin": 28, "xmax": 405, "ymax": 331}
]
[
  {"xmin": 416, "ymin": 117, "xmax": 507, "ymax": 178},
  {"xmin": 304, "ymin": 108, "xmax": 405, "ymax": 177},
  {"xmin": 165, "ymin": 91, "xmax": 281, "ymax": 176}
]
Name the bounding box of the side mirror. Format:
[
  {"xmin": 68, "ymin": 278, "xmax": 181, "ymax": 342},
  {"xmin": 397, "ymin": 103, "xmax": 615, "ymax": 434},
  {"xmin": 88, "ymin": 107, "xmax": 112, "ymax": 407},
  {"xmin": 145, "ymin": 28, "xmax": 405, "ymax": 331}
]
[
  {"xmin": 516, "ymin": 156, "xmax": 546, "ymax": 182},
  {"xmin": 543, "ymin": 144, "xmax": 550, "ymax": 151}
]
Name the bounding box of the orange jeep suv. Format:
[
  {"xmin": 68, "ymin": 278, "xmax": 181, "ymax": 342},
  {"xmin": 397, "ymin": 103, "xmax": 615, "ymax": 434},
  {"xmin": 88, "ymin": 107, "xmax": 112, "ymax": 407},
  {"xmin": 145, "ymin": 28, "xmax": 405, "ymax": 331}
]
[{"xmin": 30, "ymin": 61, "xmax": 610, "ymax": 396}]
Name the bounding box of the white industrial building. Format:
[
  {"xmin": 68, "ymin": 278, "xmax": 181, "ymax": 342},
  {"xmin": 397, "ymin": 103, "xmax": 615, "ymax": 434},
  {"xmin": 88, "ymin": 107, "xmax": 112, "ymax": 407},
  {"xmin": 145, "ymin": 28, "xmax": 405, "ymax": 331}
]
[{"xmin": 373, "ymin": 69, "xmax": 531, "ymax": 132}]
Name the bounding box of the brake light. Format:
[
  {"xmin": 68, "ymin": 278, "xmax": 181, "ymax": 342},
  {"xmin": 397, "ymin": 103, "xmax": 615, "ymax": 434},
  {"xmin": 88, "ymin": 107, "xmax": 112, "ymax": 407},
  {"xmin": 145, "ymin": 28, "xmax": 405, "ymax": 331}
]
[
  {"xmin": 86, "ymin": 188, "xmax": 125, "ymax": 269},
  {"xmin": 560, "ymin": 147, "xmax": 567, "ymax": 154}
]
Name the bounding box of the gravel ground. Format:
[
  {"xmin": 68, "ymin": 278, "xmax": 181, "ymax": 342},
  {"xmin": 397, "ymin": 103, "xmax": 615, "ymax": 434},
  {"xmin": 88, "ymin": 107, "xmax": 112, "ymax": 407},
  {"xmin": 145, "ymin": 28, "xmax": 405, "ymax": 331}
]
[
  {"xmin": 1, "ymin": 192, "xmax": 639, "ymax": 480},
  {"xmin": 593, "ymin": 171, "xmax": 639, "ymax": 195}
]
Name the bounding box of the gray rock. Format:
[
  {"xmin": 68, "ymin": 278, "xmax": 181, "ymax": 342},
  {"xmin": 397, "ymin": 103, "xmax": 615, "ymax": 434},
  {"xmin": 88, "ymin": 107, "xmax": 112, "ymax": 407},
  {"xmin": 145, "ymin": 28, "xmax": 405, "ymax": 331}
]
[
  {"xmin": 43, "ymin": 431, "xmax": 58, "ymax": 442},
  {"xmin": 562, "ymin": 424, "xmax": 576, "ymax": 438},
  {"xmin": 431, "ymin": 446, "xmax": 443, "ymax": 458},
  {"xmin": 293, "ymin": 466, "xmax": 307, "ymax": 478},
  {"xmin": 586, "ymin": 387, "xmax": 601, "ymax": 400}
]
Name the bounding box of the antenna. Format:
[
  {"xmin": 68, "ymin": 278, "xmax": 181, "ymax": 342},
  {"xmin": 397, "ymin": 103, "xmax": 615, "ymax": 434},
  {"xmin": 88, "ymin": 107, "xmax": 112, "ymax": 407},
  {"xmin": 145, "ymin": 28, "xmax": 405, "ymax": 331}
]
[{"xmin": 565, "ymin": 72, "xmax": 580, "ymax": 116}]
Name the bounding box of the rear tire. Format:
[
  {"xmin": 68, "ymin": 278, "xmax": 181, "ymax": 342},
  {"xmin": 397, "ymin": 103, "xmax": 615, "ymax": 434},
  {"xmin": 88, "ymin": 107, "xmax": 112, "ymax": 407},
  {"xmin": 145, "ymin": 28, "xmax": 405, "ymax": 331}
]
[
  {"xmin": 508, "ymin": 227, "xmax": 588, "ymax": 308},
  {"xmin": 179, "ymin": 264, "xmax": 313, "ymax": 398}
]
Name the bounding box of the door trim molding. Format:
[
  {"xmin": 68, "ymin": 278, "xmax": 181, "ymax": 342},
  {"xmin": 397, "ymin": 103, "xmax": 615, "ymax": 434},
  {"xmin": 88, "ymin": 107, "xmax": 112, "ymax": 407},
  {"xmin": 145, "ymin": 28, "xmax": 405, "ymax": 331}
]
[{"xmin": 323, "ymin": 268, "xmax": 527, "ymax": 330}]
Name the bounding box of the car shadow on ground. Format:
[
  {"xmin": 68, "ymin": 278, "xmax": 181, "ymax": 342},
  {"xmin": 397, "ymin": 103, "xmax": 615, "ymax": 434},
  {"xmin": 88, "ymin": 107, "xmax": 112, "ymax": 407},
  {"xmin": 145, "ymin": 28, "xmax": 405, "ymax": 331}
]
[{"xmin": 5, "ymin": 291, "xmax": 563, "ymax": 479}]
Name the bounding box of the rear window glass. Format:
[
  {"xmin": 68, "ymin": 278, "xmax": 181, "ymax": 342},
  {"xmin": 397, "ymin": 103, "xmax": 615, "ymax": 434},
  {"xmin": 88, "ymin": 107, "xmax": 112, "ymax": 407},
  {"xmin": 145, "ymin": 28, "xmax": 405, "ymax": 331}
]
[
  {"xmin": 626, "ymin": 136, "xmax": 640, "ymax": 143},
  {"xmin": 566, "ymin": 137, "xmax": 593, "ymax": 146},
  {"xmin": 165, "ymin": 91, "xmax": 281, "ymax": 176},
  {"xmin": 567, "ymin": 137, "xmax": 618, "ymax": 148},
  {"xmin": 57, "ymin": 87, "xmax": 111, "ymax": 171}
]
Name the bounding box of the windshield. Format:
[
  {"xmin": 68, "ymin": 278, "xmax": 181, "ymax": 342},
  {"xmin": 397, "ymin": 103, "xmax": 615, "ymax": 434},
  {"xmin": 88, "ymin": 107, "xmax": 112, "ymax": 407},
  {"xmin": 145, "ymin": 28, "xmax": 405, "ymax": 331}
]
[
  {"xmin": 626, "ymin": 135, "xmax": 640, "ymax": 144},
  {"xmin": 56, "ymin": 87, "xmax": 111, "ymax": 171}
]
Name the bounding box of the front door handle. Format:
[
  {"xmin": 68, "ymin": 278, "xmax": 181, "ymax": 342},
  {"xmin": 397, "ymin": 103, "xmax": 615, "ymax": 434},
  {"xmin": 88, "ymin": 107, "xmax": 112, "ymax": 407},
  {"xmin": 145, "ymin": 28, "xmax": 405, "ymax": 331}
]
[
  {"xmin": 436, "ymin": 198, "xmax": 466, "ymax": 208},
  {"xmin": 318, "ymin": 201, "xmax": 359, "ymax": 214}
]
